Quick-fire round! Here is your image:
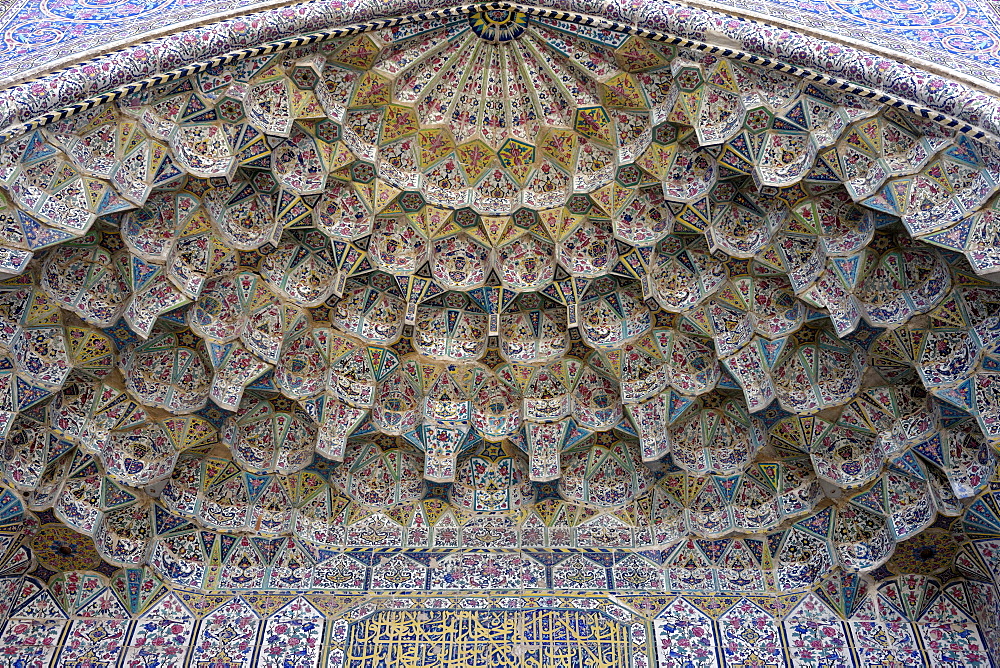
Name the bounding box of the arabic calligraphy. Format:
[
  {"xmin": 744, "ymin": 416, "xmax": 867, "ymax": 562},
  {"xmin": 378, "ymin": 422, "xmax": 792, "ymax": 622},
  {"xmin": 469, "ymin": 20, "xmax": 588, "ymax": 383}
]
[{"xmin": 345, "ymin": 608, "xmax": 632, "ymax": 667}]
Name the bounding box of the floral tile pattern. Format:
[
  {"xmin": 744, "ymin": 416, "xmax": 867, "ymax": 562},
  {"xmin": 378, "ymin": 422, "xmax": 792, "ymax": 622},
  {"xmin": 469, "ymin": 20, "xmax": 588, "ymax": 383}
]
[
  {"xmin": 2, "ymin": 0, "xmax": 1000, "ymax": 144},
  {"xmin": 737, "ymin": 0, "xmax": 1000, "ymax": 83},
  {"xmin": 2, "ymin": 0, "xmax": 1000, "ymax": 87},
  {"xmin": 0, "ymin": 0, "xmax": 258, "ymax": 80},
  {"xmin": 0, "ymin": 506, "xmax": 997, "ymax": 668},
  {"xmin": 0, "ymin": 2, "xmax": 998, "ymax": 667}
]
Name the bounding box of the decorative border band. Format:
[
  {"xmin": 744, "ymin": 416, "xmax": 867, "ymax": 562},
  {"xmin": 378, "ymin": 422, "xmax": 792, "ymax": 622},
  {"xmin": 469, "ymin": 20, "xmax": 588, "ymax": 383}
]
[{"xmin": 1, "ymin": 0, "xmax": 1000, "ymax": 143}]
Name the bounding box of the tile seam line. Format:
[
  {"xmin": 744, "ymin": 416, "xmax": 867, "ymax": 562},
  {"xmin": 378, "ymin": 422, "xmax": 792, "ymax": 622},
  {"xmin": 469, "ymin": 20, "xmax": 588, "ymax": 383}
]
[{"xmin": 0, "ymin": 2, "xmax": 997, "ymax": 144}]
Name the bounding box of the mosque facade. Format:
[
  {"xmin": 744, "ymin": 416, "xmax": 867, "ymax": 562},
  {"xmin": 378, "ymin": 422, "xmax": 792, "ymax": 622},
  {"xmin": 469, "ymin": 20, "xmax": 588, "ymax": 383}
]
[{"xmin": 1, "ymin": 0, "xmax": 1000, "ymax": 665}]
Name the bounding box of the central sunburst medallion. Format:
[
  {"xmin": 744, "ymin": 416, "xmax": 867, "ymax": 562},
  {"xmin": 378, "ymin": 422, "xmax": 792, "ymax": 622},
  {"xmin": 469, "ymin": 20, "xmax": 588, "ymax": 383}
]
[{"xmin": 468, "ymin": 9, "xmax": 529, "ymax": 42}]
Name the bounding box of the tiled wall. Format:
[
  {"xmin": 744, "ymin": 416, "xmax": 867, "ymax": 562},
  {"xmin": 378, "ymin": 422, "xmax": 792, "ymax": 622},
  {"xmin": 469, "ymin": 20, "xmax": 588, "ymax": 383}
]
[{"xmin": 0, "ymin": 565, "xmax": 997, "ymax": 666}]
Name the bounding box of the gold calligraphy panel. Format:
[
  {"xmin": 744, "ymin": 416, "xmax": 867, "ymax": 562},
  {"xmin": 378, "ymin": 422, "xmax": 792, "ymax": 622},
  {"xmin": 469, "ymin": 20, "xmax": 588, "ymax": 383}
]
[{"xmin": 345, "ymin": 607, "xmax": 633, "ymax": 667}]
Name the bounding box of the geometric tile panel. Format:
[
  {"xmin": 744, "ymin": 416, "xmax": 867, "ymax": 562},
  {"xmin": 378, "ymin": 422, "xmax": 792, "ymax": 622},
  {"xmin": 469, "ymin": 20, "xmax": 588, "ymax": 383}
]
[{"xmin": 0, "ymin": 570, "xmax": 996, "ymax": 667}]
